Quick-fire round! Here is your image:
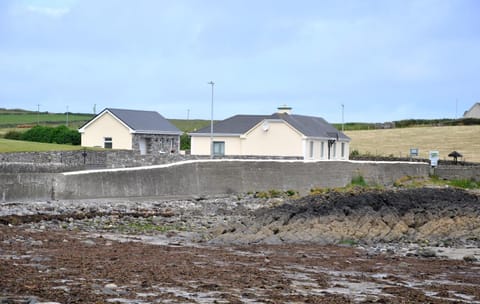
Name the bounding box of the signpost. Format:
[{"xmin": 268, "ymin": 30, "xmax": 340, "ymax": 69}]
[{"xmin": 429, "ymin": 151, "xmax": 439, "ymax": 167}]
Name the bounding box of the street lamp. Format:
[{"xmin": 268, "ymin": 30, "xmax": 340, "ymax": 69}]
[
  {"xmin": 37, "ymin": 104, "xmax": 40, "ymax": 125},
  {"xmin": 208, "ymin": 81, "xmax": 215, "ymax": 159}
]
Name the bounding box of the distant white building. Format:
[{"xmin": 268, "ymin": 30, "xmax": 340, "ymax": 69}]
[{"xmin": 463, "ymin": 102, "xmax": 480, "ymax": 118}]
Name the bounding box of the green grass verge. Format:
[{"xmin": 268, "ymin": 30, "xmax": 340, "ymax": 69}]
[{"xmin": 0, "ymin": 138, "xmax": 84, "ymax": 152}]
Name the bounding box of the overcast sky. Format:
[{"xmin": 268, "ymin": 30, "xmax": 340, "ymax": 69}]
[{"xmin": 1, "ymin": 0, "xmax": 479, "ymax": 122}]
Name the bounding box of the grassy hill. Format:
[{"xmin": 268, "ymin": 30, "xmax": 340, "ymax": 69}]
[
  {"xmin": 168, "ymin": 119, "xmax": 211, "ymax": 132},
  {"xmin": 0, "ymin": 111, "xmax": 93, "ymax": 128},
  {"xmin": 345, "ymin": 125, "xmax": 480, "ymax": 163}
]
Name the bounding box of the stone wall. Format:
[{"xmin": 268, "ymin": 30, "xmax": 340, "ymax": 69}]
[
  {"xmin": 132, "ymin": 134, "xmax": 180, "ymax": 154},
  {"xmin": 0, "ymin": 150, "xmax": 187, "ymax": 172},
  {"xmin": 434, "ymin": 165, "xmax": 480, "ymax": 181}
]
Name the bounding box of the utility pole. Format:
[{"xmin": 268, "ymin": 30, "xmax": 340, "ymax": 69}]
[
  {"xmin": 208, "ymin": 81, "xmax": 215, "ymax": 159},
  {"xmin": 455, "ymin": 99, "xmax": 458, "ymax": 119},
  {"xmin": 341, "ymin": 104, "xmax": 345, "ymax": 132},
  {"xmin": 66, "ymin": 105, "xmax": 69, "ymax": 127},
  {"xmin": 37, "ymin": 104, "xmax": 40, "ymax": 125}
]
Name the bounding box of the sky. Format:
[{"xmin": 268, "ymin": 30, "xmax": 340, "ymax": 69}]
[{"xmin": 1, "ymin": 0, "xmax": 479, "ymax": 123}]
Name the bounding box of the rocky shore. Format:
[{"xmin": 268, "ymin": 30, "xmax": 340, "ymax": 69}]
[
  {"xmin": 212, "ymin": 187, "xmax": 480, "ymax": 248},
  {"xmin": 1, "ymin": 187, "xmax": 480, "ymax": 303},
  {"xmin": 1, "ymin": 187, "xmax": 480, "ymax": 254}
]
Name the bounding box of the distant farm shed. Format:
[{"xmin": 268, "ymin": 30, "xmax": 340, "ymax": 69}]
[
  {"xmin": 79, "ymin": 108, "xmax": 182, "ymax": 155},
  {"xmin": 463, "ymin": 102, "xmax": 480, "ymax": 118}
]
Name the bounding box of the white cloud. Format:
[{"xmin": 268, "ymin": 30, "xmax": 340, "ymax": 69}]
[{"xmin": 26, "ymin": 5, "xmax": 70, "ymax": 17}]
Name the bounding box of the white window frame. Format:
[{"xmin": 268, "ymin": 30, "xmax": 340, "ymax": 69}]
[
  {"xmin": 104, "ymin": 137, "xmax": 112, "ymax": 149},
  {"xmin": 213, "ymin": 141, "xmax": 225, "ymax": 156}
]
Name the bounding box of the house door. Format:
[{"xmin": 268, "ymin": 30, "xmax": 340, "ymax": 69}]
[{"xmin": 139, "ymin": 138, "xmax": 147, "ymax": 155}]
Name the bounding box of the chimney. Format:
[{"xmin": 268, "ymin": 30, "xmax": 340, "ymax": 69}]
[{"xmin": 277, "ymin": 105, "xmax": 292, "ymax": 114}]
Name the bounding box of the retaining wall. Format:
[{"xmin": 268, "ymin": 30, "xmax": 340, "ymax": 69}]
[
  {"xmin": 53, "ymin": 160, "xmax": 429, "ymax": 200},
  {"xmin": 0, "ymin": 173, "xmax": 56, "ymax": 201},
  {"xmin": 1, "ymin": 160, "xmax": 430, "ymax": 202},
  {"xmin": 434, "ymin": 165, "xmax": 480, "ymax": 181}
]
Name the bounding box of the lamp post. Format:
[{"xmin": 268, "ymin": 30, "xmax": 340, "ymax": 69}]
[
  {"xmin": 341, "ymin": 104, "xmax": 345, "ymax": 132},
  {"xmin": 37, "ymin": 104, "xmax": 40, "ymax": 125},
  {"xmin": 208, "ymin": 81, "xmax": 215, "ymax": 159}
]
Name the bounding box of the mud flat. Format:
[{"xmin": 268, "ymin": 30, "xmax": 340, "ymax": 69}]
[{"xmin": 1, "ymin": 187, "xmax": 480, "ymax": 303}]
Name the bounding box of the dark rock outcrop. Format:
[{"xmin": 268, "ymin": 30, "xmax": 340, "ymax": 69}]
[{"xmin": 211, "ymin": 188, "xmax": 480, "ymax": 245}]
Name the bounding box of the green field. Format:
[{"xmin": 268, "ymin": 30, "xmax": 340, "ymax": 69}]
[
  {"xmin": 0, "ymin": 112, "xmax": 93, "ymax": 128},
  {"xmin": 169, "ymin": 119, "xmax": 211, "ymax": 132},
  {"xmin": 0, "ymin": 138, "xmax": 85, "ymax": 152}
]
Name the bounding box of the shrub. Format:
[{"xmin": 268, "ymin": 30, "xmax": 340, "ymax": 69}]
[
  {"xmin": 350, "ymin": 149, "xmax": 360, "ymax": 157},
  {"xmin": 20, "ymin": 125, "xmax": 80, "ymax": 145},
  {"xmin": 180, "ymin": 132, "xmax": 191, "ymax": 151},
  {"xmin": 351, "ymin": 175, "xmax": 367, "ymax": 187},
  {"xmin": 285, "ymin": 189, "xmax": 299, "ymax": 197},
  {"xmin": 4, "ymin": 130, "xmax": 23, "ymax": 140}
]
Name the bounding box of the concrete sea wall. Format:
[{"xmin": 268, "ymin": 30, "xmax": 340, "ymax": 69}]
[
  {"xmin": 55, "ymin": 160, "xmax": 429, "ymax": 200},
  {"xmin": 1, "ymin": 160, "xmax": 430, "ymax": 201}
]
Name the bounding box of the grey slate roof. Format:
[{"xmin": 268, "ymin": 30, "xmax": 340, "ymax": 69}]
[
  {"xmin": 192, "ymin": 112, "xmax": 350, "ymax": 140},
  {"xmin": 84, "ymin": 108, "xmax": 182, "ymax": 134}
]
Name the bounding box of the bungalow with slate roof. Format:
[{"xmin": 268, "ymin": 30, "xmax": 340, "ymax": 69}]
[
  {"xmin": 190, "ymin": 106, "xmax": 351, "ymax": 160},
  {"xmin": 79, "ymin": 108, "xmax": 182, "ymax": 155}
]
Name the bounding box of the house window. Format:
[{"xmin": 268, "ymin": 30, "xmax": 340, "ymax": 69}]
[
  {"xmin": 321, "ymin": 142, "xmax": 325, "ymax": 158},
  {"xmin": 213, "ymin": 141, "xmax": 225, "ymax": 156},
  {"xmin": 104, "ymin": 137, "xmax": 112, "ymax": 149},
  {"xmin": 332, "ymin": 142, "xmax": 337, "ymax": 158},
  {"xmin": 341, "ymin": 142, "xmax": 345, "ymax": 158},
  {"xmin": 309, "ymin": 141, "xmax": 314, "ymax": 158}
]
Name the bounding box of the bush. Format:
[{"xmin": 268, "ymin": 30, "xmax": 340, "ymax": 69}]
[
  {"xmin": 4, "ymin": 130, "xmax": 23, "ymax": 140},
  {"xmin": 180, "ymin": 133, "xmax": 191, "ymax": 151},
  {"xmin": 351, "ymin": 175, "xmax": 367, "ymax": 187},
  {"xmin": 350, "ymin": 149, "xmax": 360, "ymax": 157},
  {"xmin": 20, "ymin": 125, "xmax": 80, "ymax": 145}
]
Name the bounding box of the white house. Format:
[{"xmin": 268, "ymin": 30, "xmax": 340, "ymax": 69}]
[
  {"xmin": 190, "ymin": 106, "xmax": 350, "ymax": 160},
  {"xmin": 79, "ymin": 108, "xmax": 182, "ymax": 155},
  {"xmin": 463, "ymin": 102, "xmax": 480, "ymax": 118}
]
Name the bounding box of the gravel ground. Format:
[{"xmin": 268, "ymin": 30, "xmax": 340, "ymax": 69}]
[{"xmin": 1, "ymin": 189, "xmax": 480, "ymax": 303}]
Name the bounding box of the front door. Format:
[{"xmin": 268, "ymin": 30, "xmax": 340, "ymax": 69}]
[{"xmin": 139, "ymin": 138, "xmax": 147, "ymax": 155}]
